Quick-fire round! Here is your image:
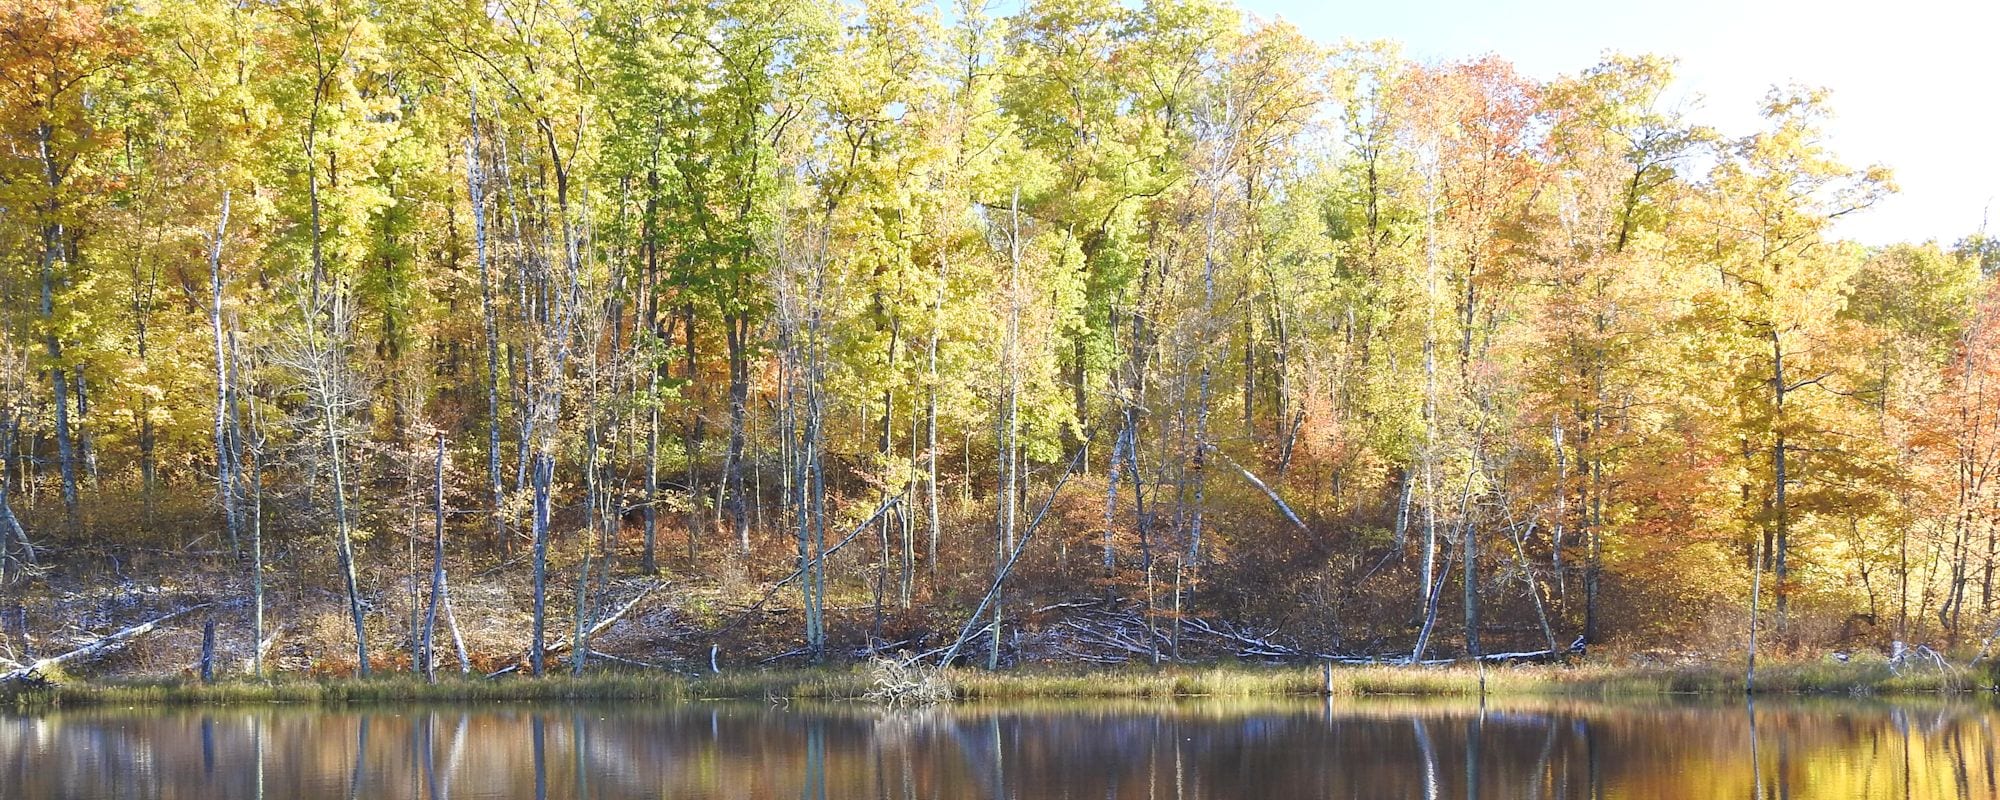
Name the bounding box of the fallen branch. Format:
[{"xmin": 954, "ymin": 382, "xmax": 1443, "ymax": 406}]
[
  {"xmin": 710, "ymin": 496, "xmax": 902, "ymax": 639},
  {"xmin": 256, "ymin": 624, "xmax": 291, "ymax": 663},
  {"xmin": 488, "ymin": 582, "xmax": 660, "ymax": 677},
  {"xmin": 937, "ymin": 440, "xmax": 1091, "ymax": 667},
  {"xmin": 1179, "ymin": 617, "xmax": 1329, "ymax": 659},
  {"xmin": 758, "ymin": 647, "xmax": 811, "ymax": 665},
  {"xmin": 586, "ymin": 649, "xmax": 664, "ymax": 670},
  {"xmin": 2, "ymin": 604, "xmax": 213, "ymax": 684},
  {"xmin": 1209, "ymin": 447, "xmax": 1309, "ymax": 533}
]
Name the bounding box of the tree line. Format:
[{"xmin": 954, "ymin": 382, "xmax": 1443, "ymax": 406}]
[{"xmin": 3, "ymin": 0, "xmax": 1998, "ymax": 674}]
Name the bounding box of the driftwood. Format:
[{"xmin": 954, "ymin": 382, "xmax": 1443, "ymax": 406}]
[
  {"xmin": 487, "ymin": 582, "xmax": 660, "ymax": 677},
  {"xmin": 2, "ymin": 603, "xmax": 213, "ymax": 684}
]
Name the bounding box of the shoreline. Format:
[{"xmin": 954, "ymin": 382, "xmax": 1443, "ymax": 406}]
[{"xmin": 6, "ymin": 658, "xmax": 1989, "ymax": 711}]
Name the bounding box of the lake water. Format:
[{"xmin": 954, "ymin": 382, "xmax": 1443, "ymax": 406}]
[{"xmin": 4, "ymin": 697, "xmax": 1998, "ymax": 798}]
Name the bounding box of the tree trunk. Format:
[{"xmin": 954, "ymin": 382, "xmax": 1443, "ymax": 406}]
[
  {"xmin": 249, "ymin": 431, "xmax": 266, "ymax": 679},
  {"xmin": 208, "ymin": 191, "xmax": 239, "ymax": 555},
  {"xmin": 422, "ymin": 435, "xmax": 446, "ymax": 683},
  {"xmin": 37, "ymin": 122, "xmax": 78, "ymax": 524},
  {"xmin": 925, "ymin": 298, "xmax": 941, "ymax": 580},
  {"xmin": 992, "ymin": 189, "xmax": 1022, "ymax": 671},
  {"xmin": 530, "ymin": 453, "xmax": 553, "ymax": 676},
  {"xmin": 132, "ymin": 248, "xmax": 159, "ymax": 526},
  {"xmin": 1770, "ymin": 330, "xmax": 1790, "ymax": 634},
  {"xmin": 644, "ymin": 367, "xmax": 661, "ymax": 573},
  {"xmin": 0, "ymin": 417, "xmax": 33, "ymax": 587},
  {"xmin": 1463, "ymin": 514, "xmax": 1481, "ymax": 657},
  {"xmin": 571, "ymin": 551, "xmax": 591, "ymax": 677},
  {"xmin": 726, "ymin": 313, "xmax": 751, "ymax": 554},
  {"xmin": 200, "ymin": 621, "xmax": 216, "ymax": 684},
  {"xmin": 1747, "ymin": 526, "xmax": 1763, "ymax": 692},
  {"xmin": 326, "ymin": 399, "xmax": 367, "ymax": 677},
  {"xmin": 467, "ymin": 107, "xmax": 506, "ymax": 557},
  {"xmin": 1551, "ymin": 419, "xmax": 1567, "ymax": 608},
  {"xmin": 234, "ymin": 329, "xmax": 266, "ymax": 680},
  {"xmin": 683, "ymin": 304, "xmax": 703, "ymax": 561}
]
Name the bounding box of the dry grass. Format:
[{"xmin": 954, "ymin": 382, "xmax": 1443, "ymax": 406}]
[{"xmin": 9, "ymin": 653, "xmax": 1980, "ymax": 713}]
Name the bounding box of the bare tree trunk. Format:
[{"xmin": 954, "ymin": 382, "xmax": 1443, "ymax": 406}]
[
  {"xmin": 992, "ymin": 189, "xmax": 1022, "ymax": 671},
  {"xmin": 1584, "ymin": 456, "xmax": 1603, "ymax": 646},
  {"xmin": 1418, "ymin": 159, "xmax": 1441, "ymax": 621},
  {"xmin": 1747, "ymin": 525, "xmax": 1763, "ymax": 692},
  {"xmin": 235, "ymin": 331, "xmax": 267, "ymax": 679},
  {"xmin": 939, "ymin": 444, "xmax": 1090, "ymax": 668},
  {"xmin": 1770, "ymin": 331, "xmax": 1791, "ymax": 635},
  {"xmin": 1104, "ymin": 420, "xmax": 1130, "ymax": 574},
  {"xmin": 727, "ymin": 315, "xmax": 751, "ymax": 555},
  {"xmin": 1582, "ymin": 370, "xmax": 1605, "ymax": 646},
  {"xmin": 1410, "ymin": 553, "xmax": 1454, "ymax": 664},
  {"xmin": 303, "ymin": 106, "xmax": 368, "ymax": 676},
  {"xmin": 644, "ymin": 367, "xmax": 661, "ymax": 573},
  {"xmin": 1463, "ymin": 513, "xmax": 1481, "ymax": 657},
  {"xmin": 530, "ymin": 454, "xmax": 553, "ymax": 676},
  {"xmin": 0, "ymin": 416, "xmax": 33, "ymax": 587},
  {"xmin": 249, "ymin": 438, "xmax": 266, "ymax": 679},
  {"xmin": 467, "ymin": 104, "xmax": 506, "ymax": 558},
  {"xmin": 131, "ymin": 244, "xmax": 160, "ymax": 526},
  {"xmin": 681, "ymin": 304, "xmax": 705, "ymax": 562},
  {"xmin": 209, "ymin": 191, "xmax": 239, "ymax": 555},
  {"xmin": 1551, "ymin": 419, "xmax": 1567, "ymax": 608},
  {"xmin": 806, "ymin": 365, "xmax": 828, "ymax": 659},
  {"xmin": 925, "ymin": 292, "xmax": 942, "ymax": 580},
  {"xmin": 200, "ymin": 621, "xmax": 216, "ymax": 684},
  {"xmin": 325, "ymin": 393, "xmax": 367, "ymax": 677},
  {"xmin": 73, "ymin": 368, "xmax": 96, "ymax": 495},
  {"xmin": 36, "ymin": 123, "xmax": 77, "ymax": 525},
  {"xmin": 901, "ymin": 407, "xmax": 916, "ymax": 609},
  {"xmin": 571, "ymin": 551, "xmax": 591, "ymax": 677},
  {"xmin": 1506, "ymin": 519, "xmax": 1558, "ymax": 653},
  {"xmin": 422, "ymin": 435, "xmax": 446, "ymax": 683}
]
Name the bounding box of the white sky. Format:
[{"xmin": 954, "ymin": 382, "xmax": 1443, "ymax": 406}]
[{"xmin": 1242, "ymin": 0, "xmax": 1999, "ymax": 245}]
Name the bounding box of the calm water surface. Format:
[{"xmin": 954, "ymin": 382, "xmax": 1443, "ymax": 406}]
[{"xmin": 5, "ymin": 697, "xmax": 1999, "ymax": 798}]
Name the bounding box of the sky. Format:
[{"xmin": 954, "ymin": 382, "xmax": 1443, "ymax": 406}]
[{"xmin": 1234, "ymin": 0, "xmax": 1998, "ymax": 246}]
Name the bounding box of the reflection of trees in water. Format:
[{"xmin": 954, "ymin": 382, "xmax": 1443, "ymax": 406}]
[{"xmin": 2, "ymin": 700, "xmax": 1998, "ymax": 798}]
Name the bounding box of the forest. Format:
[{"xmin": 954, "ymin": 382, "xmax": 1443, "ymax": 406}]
[{"xmin": 3, "ymin": 0, "xmax": 1998, "ymax": 681}]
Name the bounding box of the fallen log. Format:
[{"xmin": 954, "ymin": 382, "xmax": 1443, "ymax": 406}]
[{"xmin": 2, "ymin": 604, "xmax": 213, "ymax": 684}]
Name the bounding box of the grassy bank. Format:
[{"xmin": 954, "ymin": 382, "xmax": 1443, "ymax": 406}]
[
  {"xmin": 957, "ymin": 659, "xmax": 1987, "ymax": 700},
  {"xmin": 5, "ymin": 657, "xmax": 1987, "ymax": 712}
]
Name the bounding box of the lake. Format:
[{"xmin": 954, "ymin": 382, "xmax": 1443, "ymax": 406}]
[{"xmin": 4, "ymin": 696, "xmax": 1996, "ymax": 798}]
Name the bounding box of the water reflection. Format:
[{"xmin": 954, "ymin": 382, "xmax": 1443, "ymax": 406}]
[{"xmin": 4, "ymin": 696, "xmax": 1999, "ymax": 798}]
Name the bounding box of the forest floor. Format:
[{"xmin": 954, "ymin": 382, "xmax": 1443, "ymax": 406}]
[{"xmin": 4, "ymin": 534, "xmax": 1990, "ymax": 710}]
